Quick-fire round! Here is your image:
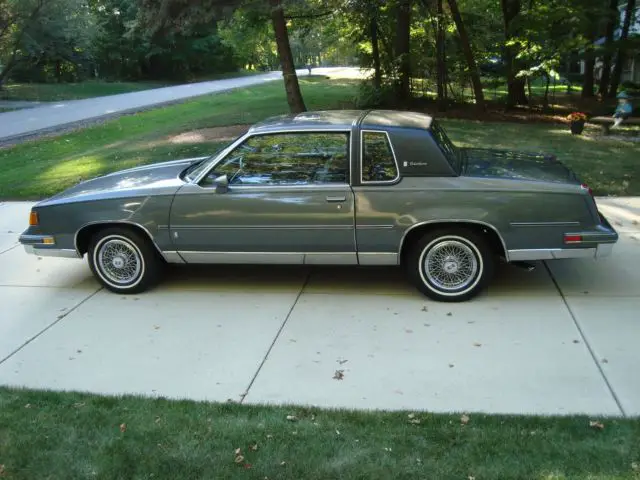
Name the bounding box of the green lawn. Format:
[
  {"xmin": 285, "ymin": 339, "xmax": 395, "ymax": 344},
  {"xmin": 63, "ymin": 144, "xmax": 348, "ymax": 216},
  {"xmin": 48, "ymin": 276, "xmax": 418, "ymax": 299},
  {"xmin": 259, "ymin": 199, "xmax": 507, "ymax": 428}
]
[
  {"xmin": 0, "ymin": 76, "xmax": 358, "ymax": 199},
  {"xmin": 0, "ymin": 387, "xmax": 638, "ymax": 479},
  {"xmin": 0, "ymin": 75, "xmax": 638, "ymax": 199}
]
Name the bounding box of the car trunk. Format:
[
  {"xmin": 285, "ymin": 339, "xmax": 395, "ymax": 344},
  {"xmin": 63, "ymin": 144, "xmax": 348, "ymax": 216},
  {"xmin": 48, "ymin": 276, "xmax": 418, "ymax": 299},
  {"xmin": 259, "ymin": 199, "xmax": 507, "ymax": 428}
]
[{"xmin": 460, "ymin": 148, "xmax": 579, "ymax": 184}]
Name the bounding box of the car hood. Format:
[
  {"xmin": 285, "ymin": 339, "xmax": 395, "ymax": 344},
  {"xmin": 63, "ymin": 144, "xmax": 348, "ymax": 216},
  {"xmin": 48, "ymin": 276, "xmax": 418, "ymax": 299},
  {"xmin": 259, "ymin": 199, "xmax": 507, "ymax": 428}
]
[
  {"xmin": 461, "ymin": 148, "xmax": 578, "ymax": 184},
  {"xmin": 39, "ymin": 157, "xmax": 207, "ymax": 205}
]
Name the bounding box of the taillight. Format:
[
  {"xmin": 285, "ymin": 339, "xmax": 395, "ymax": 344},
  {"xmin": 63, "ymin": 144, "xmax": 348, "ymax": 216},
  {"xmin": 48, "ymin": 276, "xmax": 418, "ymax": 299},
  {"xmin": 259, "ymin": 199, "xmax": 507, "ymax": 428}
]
[
  {"xmin": 564, "ymin": 234, "xmax": 582, "ymax": 244},
  {"xmin": 581, "ymin": 183, "xmax": 594, "ymax": 198}
]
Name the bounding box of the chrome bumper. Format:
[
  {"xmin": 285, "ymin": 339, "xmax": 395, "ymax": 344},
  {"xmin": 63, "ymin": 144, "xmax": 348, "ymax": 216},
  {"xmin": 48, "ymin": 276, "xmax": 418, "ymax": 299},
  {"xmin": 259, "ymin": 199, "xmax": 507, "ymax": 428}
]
[
  {"xmin": 20, "ymin": 234, "xmax": 81, "ymax": 259},
  {"xmin": 508, "ymin": 243, "xmax": 614, "ymax": 262}
]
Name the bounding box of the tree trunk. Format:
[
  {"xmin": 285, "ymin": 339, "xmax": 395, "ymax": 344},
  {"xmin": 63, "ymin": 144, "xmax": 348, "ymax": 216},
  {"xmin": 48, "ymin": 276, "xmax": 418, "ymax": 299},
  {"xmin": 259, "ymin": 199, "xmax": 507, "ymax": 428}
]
[
  {"xmin": 543, "ymin": 71, "xmax": 550, "ymax": 109},
  {"xmin": 395, "ymin": 0, "xmax": 411, "ymax": 102},
  {"xmin": 269, "ymin": 0, "xmax": 306, "ymax": 113},
  {"xmin": 608, "ymin": 0, "xmax": 636, "ymax": 97},
  {"xmin": 501, "ymin": 0, "xmax": 528, "ymax": 107},
  {"xmin": 582, "ymin": 29, "xmax": 596, "ymax": 98},
  {"xmin": 436, "ymin": 0, "xmax": 446, "ymax": 110},
  {"xmin": 447, "ymin": 0, "xmax": 485, "ymax": 110},
  {"xmin": 598, "ymin": 0, "xmax": 618, "ymax": 97},
  {"xmin": 369, "ymin": 15, "xmax": 382, "ymax": 89}
]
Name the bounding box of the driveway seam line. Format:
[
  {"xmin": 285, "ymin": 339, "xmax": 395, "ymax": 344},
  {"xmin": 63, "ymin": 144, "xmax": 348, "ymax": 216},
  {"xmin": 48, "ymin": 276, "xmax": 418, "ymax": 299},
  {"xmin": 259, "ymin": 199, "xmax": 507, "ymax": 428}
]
[
  {"xmin": 0, "ymin": 244, "xmax": 18, "ymax": 256},
  {"xmin": 239, "ymin": 272, "xmax": 312, "ymax": 404},
  {"xmin": 543, "ymin": 261, "xmax": 627, "ymax": 417},
  {"xmin": 0, "ymin": 287, "xmax": 102, "ymax": 366}
]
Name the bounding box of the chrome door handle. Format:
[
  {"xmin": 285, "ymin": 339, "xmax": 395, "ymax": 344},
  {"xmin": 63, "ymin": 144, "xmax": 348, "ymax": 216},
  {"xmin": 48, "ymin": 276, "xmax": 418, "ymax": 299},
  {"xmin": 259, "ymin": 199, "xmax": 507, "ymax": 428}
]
[{"xmin": 326, "ymin": 196, "xmax": 346, "ymax": 203}]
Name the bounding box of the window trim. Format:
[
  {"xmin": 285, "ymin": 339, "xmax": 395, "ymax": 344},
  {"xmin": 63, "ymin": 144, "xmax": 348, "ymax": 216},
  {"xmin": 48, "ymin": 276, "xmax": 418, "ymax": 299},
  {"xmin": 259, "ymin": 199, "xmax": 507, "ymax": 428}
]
[
  {"xmin": 359, "ymin": 129, "xmax": 401, "ymax": 185},
  {"xmin": 193, "ymin": 128, "xmax": 352, "ymax": 188}
]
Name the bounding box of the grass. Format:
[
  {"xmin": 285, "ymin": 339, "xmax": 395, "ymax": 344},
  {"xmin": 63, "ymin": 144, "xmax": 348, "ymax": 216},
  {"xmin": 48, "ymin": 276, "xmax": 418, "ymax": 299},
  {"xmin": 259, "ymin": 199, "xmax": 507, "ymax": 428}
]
[
  {"xmin": 441, "ymin": 119, "xmax": 640, "ymax": 197},
  {"xmin": 0, "ymin": 74, "xmax": 638, "ymax": 199},
  {"xmin": 0, "ymin": 71, "xmax": 262, "ymax": 102},
  {"xmin": 0, "ymin": 386, "xmax": 639, "ymax": 479},
  {"xmin": 0, "ymin": 76, "xmax": 358, "ymax": 199}
]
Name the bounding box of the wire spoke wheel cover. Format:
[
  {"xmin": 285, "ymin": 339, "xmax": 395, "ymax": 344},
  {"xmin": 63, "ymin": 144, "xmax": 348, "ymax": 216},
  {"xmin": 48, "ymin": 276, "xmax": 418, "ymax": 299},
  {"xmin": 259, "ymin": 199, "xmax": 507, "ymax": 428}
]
[
  {"xmin": 419, "ymin": 235, "xmax": 483, "ymax": 296},
  {"xmin": 95, "ymin": 235, "xmax": 144, "ymax": 287}
]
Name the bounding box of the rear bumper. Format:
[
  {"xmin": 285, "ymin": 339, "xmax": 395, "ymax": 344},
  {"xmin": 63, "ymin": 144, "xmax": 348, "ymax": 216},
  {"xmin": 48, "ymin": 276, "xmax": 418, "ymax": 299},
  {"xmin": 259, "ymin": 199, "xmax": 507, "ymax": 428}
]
[
  {"xmin": 508, "ymin": 210, "xmax": 618, "ymax": 262},
  {"xmin": 20, "ymin": 234, "xmax": 81, "ymax": 259}
]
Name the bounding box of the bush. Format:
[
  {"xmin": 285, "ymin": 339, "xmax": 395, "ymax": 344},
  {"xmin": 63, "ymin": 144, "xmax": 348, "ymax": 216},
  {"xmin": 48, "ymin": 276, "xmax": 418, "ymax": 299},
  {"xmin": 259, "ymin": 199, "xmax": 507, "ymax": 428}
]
[{"xmin": 354, "ymin": 81, "xmax": 396, "ymax": 108}]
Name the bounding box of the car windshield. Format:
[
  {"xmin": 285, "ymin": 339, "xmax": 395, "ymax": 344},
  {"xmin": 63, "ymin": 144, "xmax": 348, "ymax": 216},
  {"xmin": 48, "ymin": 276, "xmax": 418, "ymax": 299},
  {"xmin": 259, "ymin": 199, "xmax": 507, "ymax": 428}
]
[
  {"xmin": 430, "ymin": 121, "xmax": 464, "ymax": 174},
  {"xmin": 182, "ymin": 139, "xmax": 239, "ymax": 182}
]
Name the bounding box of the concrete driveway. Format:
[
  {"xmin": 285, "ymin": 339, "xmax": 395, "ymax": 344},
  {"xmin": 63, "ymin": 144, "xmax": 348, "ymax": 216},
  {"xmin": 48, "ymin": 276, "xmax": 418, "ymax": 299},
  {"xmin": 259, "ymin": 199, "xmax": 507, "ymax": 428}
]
[{"xmin": 0, "ymin": 198, "xmax": 638, "ymax": 417}]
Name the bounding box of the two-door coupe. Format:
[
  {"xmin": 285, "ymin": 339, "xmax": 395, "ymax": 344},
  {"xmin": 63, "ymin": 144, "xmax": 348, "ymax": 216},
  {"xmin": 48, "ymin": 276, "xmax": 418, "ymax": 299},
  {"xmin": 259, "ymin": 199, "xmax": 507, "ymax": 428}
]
[{"xmin": 19, "ymin": 110, "xmax": 618, "ymax": 301}]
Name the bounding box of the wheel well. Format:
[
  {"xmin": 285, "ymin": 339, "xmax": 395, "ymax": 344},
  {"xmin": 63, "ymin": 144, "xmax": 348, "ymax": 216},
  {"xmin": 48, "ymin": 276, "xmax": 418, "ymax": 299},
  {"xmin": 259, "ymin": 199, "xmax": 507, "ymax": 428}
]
[
  {"xmin": 75, "ymin": 223, "xmax": 160, "ymax": 257},
  {"xmin": 400, "ymin": 222, "xmax": 506, "ymax": 264}
]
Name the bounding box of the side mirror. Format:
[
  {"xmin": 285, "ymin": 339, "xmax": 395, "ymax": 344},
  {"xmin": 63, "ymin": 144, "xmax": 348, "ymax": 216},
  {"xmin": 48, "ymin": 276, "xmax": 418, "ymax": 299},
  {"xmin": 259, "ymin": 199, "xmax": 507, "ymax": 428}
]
[{"xmin": 214, "ymin": 174, "xmax": 229, "ymax": 194}]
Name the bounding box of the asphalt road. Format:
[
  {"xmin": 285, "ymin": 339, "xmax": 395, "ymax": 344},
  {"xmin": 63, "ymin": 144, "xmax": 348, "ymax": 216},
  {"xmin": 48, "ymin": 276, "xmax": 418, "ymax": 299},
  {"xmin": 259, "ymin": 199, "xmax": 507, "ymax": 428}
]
[{"xmin": 0, "ymin": 69, "xmax": 314, "ymax": 143}]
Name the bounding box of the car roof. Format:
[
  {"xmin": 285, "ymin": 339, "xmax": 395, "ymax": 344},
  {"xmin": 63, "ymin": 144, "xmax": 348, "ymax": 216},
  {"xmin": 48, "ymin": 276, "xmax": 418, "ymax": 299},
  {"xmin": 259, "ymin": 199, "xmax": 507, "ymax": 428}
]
[{"xmin": 248, "ymin": 109, "xmax": 434, "ymax": 133}]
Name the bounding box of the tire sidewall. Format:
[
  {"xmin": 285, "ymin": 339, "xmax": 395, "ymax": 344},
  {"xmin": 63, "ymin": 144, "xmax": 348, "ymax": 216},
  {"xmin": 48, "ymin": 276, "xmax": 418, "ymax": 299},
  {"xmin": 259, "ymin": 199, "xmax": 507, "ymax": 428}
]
[
  {"xmin": 88, "ymin": 228, "xmax": 157, "ymax": 293},
  {"xmin": 409, "ymin": 229, "xmax": 493, "ymax": 302}
]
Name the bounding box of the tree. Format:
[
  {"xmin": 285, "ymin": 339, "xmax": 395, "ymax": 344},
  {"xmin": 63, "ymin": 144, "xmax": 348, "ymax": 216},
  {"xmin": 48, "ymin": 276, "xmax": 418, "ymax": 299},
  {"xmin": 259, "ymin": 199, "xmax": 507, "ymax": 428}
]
[
  {"xmin": 608, "ymin": 0, "xmax": 637, "ymax": 97},
  {"xmin": 395, "ymin": 0, "xmax": 411, "ymax": 102},
  {"xmin": 598, "ymin": 0, "xmax": 619, "ymax": 96},
  {"xmin": 447, "ymin": 0, "xmax": 485, "ymax": 109},
  {"xmin": 269, "ymin": 0, "xmax": 306, "ymax": 112},
  {"xmin": 501, "ymin": 0, "xmax": 528, "ymax": 107}
]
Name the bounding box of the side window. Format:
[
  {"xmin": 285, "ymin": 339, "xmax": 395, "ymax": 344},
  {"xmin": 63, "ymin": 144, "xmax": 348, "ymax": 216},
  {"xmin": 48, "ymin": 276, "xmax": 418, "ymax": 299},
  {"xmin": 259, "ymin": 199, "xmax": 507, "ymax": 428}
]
[
  {"xmin": 361, "ymin": 131, "xmax": 399, "ymax": 183},
  {"xmin": 202, "ymin": 132, "xmax": 349, "ymax": 186}
]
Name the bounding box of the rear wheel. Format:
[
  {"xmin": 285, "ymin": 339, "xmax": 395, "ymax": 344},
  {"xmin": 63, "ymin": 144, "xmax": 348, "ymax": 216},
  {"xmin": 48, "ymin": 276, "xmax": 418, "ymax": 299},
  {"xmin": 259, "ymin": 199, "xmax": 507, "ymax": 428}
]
[
  {"xmin": 405, "ymin": 228, "xmax": 494, "ymax": 302},
  {"xmin": 87, "ymin": 227, "xmax": 161, "ymax": 294}
]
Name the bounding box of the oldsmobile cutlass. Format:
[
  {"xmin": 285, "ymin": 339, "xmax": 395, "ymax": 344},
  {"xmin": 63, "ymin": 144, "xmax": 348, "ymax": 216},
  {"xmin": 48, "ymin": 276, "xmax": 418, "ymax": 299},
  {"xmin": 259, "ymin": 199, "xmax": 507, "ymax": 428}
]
[{"xmin": 19, "ymin": 110, "xmax": 618, "ymax": 301}]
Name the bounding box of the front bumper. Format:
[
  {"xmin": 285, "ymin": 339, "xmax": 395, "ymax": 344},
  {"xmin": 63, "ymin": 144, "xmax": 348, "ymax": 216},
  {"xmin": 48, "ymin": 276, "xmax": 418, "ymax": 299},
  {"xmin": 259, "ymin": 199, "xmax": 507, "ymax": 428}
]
[{"xmin": 19, "ymin": 234, "xmax": 81, "ymax": 259}]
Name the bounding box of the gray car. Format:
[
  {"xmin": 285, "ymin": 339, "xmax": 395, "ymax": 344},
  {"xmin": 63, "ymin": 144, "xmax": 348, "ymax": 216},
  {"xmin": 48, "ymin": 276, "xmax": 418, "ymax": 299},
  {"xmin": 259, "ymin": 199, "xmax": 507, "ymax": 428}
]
[{"xmin": 19, "ymin": 110, "xmax": 618, "ymax": 301}]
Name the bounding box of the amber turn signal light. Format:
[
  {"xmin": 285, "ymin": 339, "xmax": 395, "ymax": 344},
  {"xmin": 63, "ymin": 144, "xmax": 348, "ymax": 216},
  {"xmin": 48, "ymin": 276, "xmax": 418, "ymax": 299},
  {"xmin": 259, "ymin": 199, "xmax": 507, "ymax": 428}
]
[{"xmin": 29, "ymin": 210, "xmax": 39, "ymax": 226}]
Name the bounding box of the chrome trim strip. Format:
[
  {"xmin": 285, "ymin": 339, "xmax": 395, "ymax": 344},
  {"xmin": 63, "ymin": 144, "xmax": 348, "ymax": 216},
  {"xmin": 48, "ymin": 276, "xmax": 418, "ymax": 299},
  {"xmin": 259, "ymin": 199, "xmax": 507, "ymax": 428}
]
[
  {"xmin": 19, "ymin": 234, "xmax": 55, "ymax": 245},
  {"xmin": 360, "ymin": 129, "xmax": 401, "ymax": 185},
  {"xmin": 192, "ymin": 128, "xmax": 352, "ymax": 186},
  {"xmin": 358, "ymin": 252, "xmax": 399, "ymax": 266},
  {"xmin": 177, "ymin": 251, "xmax": 359, "ymax": 265},
  {"xmin": 510, "ymin": 221, "xmax": 581, "ymax": 227},
  {"xmin": 197, "ymin": 184, "xmax": 353, "ymax": 191},
  {"xmin": 161, "ymin": 251, "xmax": 186, "ymax": 264},
  {"xmin": 74, "ymin": 220, "xmax": 164, "ymax": 258},
  {"xmin": 397, "ymin": 220, "xmax": 509, "ymax": 260},
  {"xmin": 23, "ymin": 245, "xmax": 81, "ymax": 258},
  {"xmin": 508, "ymin": 248, "xmax": 598, "ymax": 261},
  {"xmin": 356, "ymin": 224, "xmax": 395, "ymax": 230},
  {"xmin": 171, "ymin": 225, "xmax": 352, "ymax": 231}
]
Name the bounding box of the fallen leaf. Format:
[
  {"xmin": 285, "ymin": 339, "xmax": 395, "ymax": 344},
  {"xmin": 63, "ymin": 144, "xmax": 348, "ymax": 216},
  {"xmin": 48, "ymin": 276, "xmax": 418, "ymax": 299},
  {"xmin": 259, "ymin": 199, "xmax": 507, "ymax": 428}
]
[
  {"xmin": 235, "ymin": 448, "xmax": 242, "ymax": 455},
  {"xmin": 409, "ymin": 419, "xmax": 421, "ymax": 425},
  {"xmin": 405, "ymin": 329, "xmax": 413, "ymax": 334},
  {"xmin": 249, "ymin": 442, "xmax": 258, "ymax": 451},
  {"xmin": 333, "ymin": 369, "xmax": 345, "ymax": 380},
  {"xmin": 601, "ymin": 358, "xmax": 609, "ymax": 364},
  {"xmin": 449, "ymin": 363, "xmax": 455, "ymax": 368},
  {"xmin": 0, "ymin": 464, "xmax": 5, "ymax": 476},
  {"xmin": 589, "ymin": 420, "xmax": 605, "ymax": 430},
  {"xmin": 266, "ymin": 434, "xmax": 273, "ymax": 439},
  {"xmin": 243, "ymin": 463, "xmax": 252, "ymax": 469},
  {"xmin": 631, "ymin": 461, "xmax": 639, "ymax": 471},
  {"xmin": 423, "ymin": 323, "xmax": 430, "ymax": 327},
  {"xmin": 446, "ymin": 312, "xmax": 452, "ymax": 316},
  {"xmin": 119, "ymin": 423, "xmax": 127, "ymax": 433},
  {"xmin": 473, "ymin": 342, "xmax": 482, "ymax": 347},
  {"xmin": 234, "ymin": 454, "xmax": 245, "ymax": 464},
  {"xmin": 280, "ymin": 461, "xmax": 287, "ymax": 466},
  {"xmin": 421, "ymin": 306, "xmax": 428, "ymax": 312},
  {"xmin": 336, "ymin": 429, "xmax": 341, "ymax": 435},
  {"xmin": 73, "ymin": 402, "xmax": 85, "ymax": 408},
  {"xmin": 383, "ymin": 447, "xmax": 392, "ymax": 452},
  {"xmin": 407, "ymin": 413, "xmax": 416, "ymax": 419},
  {"xmin": 460, "ymin": 414, "xmax": 470, "ymax": 425},
  {"xmin": 337, "ymin": 359, "xmax": 348, "ymax": 365},
  {"xmin": 24, "ymin": 403, "xmax": 31, "ymax": 409},
  {"xmin": 468, "ymin": 476, "xmax": 476, "ymax": 480},
  {"xmin": 573, "ymin": 339, "xmax": 580, "ymax": 344},
  {"xmin": 286, "ymin": 415, "xmax": 297, "ymax": 422},
  {"xmin": 155, "ymin": 416, "xmax": 161, "ymax": 424},
  {"xmin": 153, "ymin": 325, "xmax": 160, "ymax": 330}
]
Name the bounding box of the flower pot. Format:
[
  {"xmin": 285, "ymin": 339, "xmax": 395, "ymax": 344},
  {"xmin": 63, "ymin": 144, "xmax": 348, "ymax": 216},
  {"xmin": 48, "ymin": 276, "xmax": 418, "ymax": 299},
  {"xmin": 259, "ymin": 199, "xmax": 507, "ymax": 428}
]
[{"xmin": 570, "ymin": 120, "xmax": 585, "ymax": 135}]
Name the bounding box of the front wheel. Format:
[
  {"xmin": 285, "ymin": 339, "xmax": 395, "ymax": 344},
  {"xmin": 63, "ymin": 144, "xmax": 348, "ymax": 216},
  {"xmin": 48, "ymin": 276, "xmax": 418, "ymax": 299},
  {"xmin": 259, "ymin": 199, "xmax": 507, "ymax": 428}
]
[
  {"xmin": 406, "ymin": 228, "xmax": 494, "ymax": 302},
  {"xmin": 87, "ymin": 228, "xmax": 161, "ymax": 294}
]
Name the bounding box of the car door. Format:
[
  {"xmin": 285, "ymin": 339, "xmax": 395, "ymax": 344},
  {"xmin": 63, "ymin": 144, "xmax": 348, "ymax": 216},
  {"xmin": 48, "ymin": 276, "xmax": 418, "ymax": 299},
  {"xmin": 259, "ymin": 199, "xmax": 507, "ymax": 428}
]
[{"xmin": 168, "ymin": 130, "xmax": 357, "ymax": 265}]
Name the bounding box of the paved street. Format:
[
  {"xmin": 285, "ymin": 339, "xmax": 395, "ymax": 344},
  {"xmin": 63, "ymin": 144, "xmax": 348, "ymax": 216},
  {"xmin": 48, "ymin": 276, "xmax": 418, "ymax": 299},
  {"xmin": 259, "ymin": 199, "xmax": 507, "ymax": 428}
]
[
  {"xmin": 0, "ymin": 198, "xmax": 639, "ymax": 417},
  {"xmin": 0, "ymin": 68, "xmax": 359, "ymax": 142}
]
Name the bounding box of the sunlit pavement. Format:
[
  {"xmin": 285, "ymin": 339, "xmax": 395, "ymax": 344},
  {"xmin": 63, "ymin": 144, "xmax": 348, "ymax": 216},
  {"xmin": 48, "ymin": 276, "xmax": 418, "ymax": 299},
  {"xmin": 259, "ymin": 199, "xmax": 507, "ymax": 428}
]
[{"xmin": 0, "ymin": 198, "xmax": 638, "ymax": 417}]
